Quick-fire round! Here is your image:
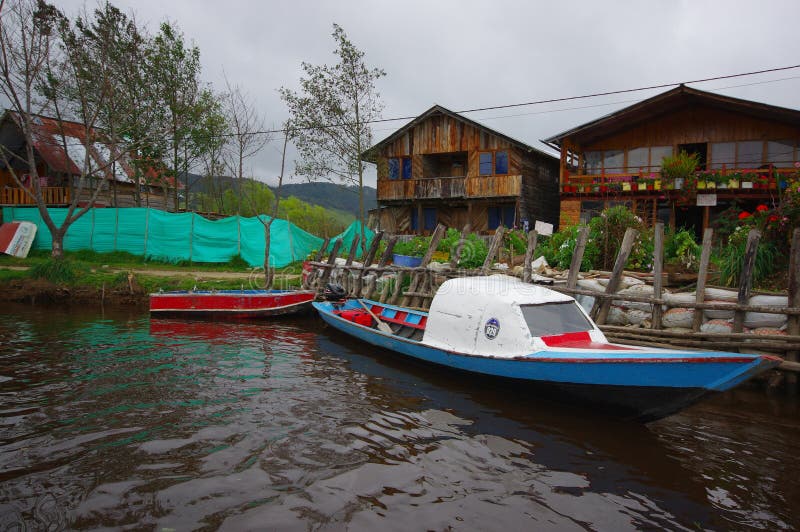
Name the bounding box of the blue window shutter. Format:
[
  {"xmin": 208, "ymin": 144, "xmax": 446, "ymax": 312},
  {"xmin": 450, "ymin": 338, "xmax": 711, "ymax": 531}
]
[
  {"xmin": 423, "ymin": 208, "xmax": 437, "ymax": 231},
  {"xmin": 388, "ymin": 158, "xmax": 399, "ymax": 180},
  {"xmin": 488, "ymin": 207, "xmax": 500, "ymax": 230},
  {"xmin": 402, "ymin": 158, "xmax": 412, "ymax": 179},
  {"xmin": 410, "ymin": 208, "xmax": 418, "ymax": 230},
  {"xmin": 479, "ymin": 152, "xmax": 492, "ymax": 175},
  {"xmin": 495, "ymin": 151, "xmax": 509, "ymax": 174}
]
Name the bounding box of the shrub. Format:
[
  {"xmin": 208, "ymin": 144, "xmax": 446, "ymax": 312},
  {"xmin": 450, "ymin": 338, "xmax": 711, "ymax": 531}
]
[
  {"xmin": 714, "ymin": 227, "xmax": 778, "ymax": 287},
  {"xmin": 664, "ymin": 228, "xmax": 700, "ymax": 271},
  {"xmin": 393, "ymin": 236, "xmax": 430, "ymax": 257},
  {"xmin": 588, "ymin": 206, "xmax": 651, "ymax": 271}
]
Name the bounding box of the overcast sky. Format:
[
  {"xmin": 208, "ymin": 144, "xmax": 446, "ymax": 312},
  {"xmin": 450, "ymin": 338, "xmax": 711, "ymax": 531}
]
[{"xmin": 55, "ymin": 0, "xmax": 800, "ymax": 187}]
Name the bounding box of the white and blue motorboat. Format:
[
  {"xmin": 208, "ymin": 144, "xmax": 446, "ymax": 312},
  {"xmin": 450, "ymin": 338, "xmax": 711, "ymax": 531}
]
[{"xmin": 313, "ymin": 275, "xmax": 781, "ymax": 421}]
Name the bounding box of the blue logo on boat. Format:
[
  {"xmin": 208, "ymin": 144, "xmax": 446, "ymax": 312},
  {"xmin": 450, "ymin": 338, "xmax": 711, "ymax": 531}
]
[{"xmin": 485, "ymin": 318, "xmax": 500, "ymax": 340}]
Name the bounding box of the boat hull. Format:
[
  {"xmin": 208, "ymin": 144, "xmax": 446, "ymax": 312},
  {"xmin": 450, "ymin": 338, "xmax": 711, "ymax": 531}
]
[
  {"xmin": 314, "ymin": 300, "xmax": 780, "ymax": 421},
  {"xmin": 150, "ymin": 290, "xmax": 315, "ymax": 319}
]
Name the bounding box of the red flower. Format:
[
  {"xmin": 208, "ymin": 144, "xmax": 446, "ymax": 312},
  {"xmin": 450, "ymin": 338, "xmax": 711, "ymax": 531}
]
[
  {"xmin": 755, "ymin": 204, "xmax": 768, "ymax": 212},
  {"xmin": 768, "ymin": 215, "xmax": 779, "ymax": 223},
  {"xmin": 738, "ymin": 211, "xmax": 752, "ymax": 220}
]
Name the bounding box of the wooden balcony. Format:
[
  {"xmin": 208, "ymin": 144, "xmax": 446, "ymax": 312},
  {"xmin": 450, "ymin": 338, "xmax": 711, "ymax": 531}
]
[
  {"xmin": 379, "ymin": 174, "xmax": 522, "ymax": 202},
  {"xmin": 1, "ymin": 186, "xmax": 70, "ymax": 205}
]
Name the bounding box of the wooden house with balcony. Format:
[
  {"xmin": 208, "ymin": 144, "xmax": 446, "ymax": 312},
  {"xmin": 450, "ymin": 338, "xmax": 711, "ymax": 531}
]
[
  {"xmin": 543, "ymin": 85, "xmax": 800, "ymax": 235},
  {"xmin": 0, "ymin": 110, "xmax": 176, "ymax": 211},
  {"xmin": 364, "ymin": 105, "xmax": 559, "ymax": 234}
]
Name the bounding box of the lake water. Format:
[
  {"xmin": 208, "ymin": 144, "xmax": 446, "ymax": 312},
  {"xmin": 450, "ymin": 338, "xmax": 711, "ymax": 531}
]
[{"xmin": 0, "ymin": 303, "xmax": 797, "ymax": 530}]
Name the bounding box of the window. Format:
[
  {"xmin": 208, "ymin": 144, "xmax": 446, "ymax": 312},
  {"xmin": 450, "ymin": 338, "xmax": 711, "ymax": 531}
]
[
  {"xmin": 768, "ymin": 140, "xmax": 795, "ymax": 168},
  {"xmin": 626, "ymin": 147, "xmax": 648, "ymax": 172},
  {"xmin": 603, "ymin": 150, "xmax": 624, "ymax": 174},
  {"xmin": 649, "ymin": 146, "xmax": 672, "ymax": 170},
  {"xmin": 410, "ymin": 208, "xmax": 418, "ymax": 230},
  {"xmin": 401, "ymin": 157, "xmax": 412, "ymax": 179},
  {"xmin": 495, "ymin": 151, "xmax": 509, "ymax": 174},
  {"xmin": 521, "ymin": 302, "xmax": 594, "ymax": 337},
  {"xmin": 387, "ymin": 157, "xmax": 411, "ymax": 179},
  {"xmin": 738, "ymin": 141, "xmax": 763, "ymax": 167},
  {"xmin": 388, "ymin": 158, "xmax": 399, "ymax": 180},
  {"xmin": 710, "ymin": 142, "xmax": 735, "ymax": 169},
  {"xmin": 488, "ymin": 205, "xmax": 516, "ymax": 230},
  {"xmin": 479, "ymin": 152, "xmax": 493, "ymax": 175},
  {"xmin": 584, "ymin": 151, "xmax": 602, "ymax": 174}
]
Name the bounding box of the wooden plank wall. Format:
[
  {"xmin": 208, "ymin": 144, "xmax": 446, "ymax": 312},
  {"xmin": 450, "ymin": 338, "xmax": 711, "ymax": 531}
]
[{"xmin": 581, "ymin": 105, "xmax": 800, "ymax": 152}]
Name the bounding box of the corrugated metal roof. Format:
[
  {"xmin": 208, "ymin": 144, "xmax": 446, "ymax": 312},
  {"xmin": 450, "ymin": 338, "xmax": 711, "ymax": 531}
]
[{"xmin": 5, "ymin": 111, "xmax": 170, "ymax": 185}]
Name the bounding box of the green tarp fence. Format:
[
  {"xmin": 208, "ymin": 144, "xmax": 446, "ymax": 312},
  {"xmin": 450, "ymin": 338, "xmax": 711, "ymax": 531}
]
[
  {"xmin": 327, "ymin": 220, "xmax": 375, "ymax": 257},
  {"xmin": 2, "ymin": 207, "xmax": 374, "ymax": 266}
]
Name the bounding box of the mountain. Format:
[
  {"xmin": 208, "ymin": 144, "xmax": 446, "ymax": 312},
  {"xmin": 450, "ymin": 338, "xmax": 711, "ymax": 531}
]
[{"xmin": 272, "ymin": 182, "xmax": 377, "ymax": 218}]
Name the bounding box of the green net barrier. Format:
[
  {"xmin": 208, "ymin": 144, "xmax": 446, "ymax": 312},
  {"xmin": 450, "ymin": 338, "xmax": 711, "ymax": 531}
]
[{"xmin": 1, "ymin": 207, "xmax": 357, "ymax": 268}]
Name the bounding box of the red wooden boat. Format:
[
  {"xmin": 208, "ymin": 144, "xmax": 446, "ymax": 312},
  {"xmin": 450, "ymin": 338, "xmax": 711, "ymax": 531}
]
[{"xmin": 149, "ymin": 289, "xmax": 315, "ymax": 319}]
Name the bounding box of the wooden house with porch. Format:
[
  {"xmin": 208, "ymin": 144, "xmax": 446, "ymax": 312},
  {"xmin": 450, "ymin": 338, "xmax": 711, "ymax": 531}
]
[
  {"xmin": 543, "ymin": 85, "xmax": 800, "ymax": 235},
  {"xmin": 0, "ymin": 110, "xmax": 178, "ymax": 211},
  {"xmin": 364, "ymin": 105, "xmax": 559, "ymax": 234}
]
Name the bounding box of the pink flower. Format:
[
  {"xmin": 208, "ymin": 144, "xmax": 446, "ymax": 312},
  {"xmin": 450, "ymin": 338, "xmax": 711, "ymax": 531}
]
[{"xmin": 794, "ymin": 161, "xmax": 800, "ymax": 168}]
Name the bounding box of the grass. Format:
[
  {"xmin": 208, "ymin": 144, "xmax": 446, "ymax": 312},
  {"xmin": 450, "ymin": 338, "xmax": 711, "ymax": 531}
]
[{"xmin": 0, "ymin": 249, "xmax": 304, "ymax": 299}]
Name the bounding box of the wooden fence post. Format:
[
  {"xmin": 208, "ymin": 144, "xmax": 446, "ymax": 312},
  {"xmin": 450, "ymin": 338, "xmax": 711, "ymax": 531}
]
[
  {"xmin": 691, "ymin": 228, "xmax": 714, "ymax": 332},
  {"xmin": 787, "ymin": 228, "xmax": 800, "ymax": 392},
  {"xmin": 651, "ymin": 222, "xmax": 666, "ymax": 330},
  {"xmin": 316, "ymin": 238, "xmax": 342, "ymax": 294},
  {"xmin": 342, "ymin": 234, "xmax": 360, "ymax": 296},
  {"xmin": 593, "ymin": 228, "xmax": 638, "ymax": 324},
  {"xmin": 522, "ymin": 230, "xmax": 538, "ymax": 283},
  {"xmin": 481, "ymin": 227, "xmax": 505, "ymax": 275},
  {"xmin": 732, "ymin": 229, "xmax": 761, "ymax": 334},
  {"xmin": 404, "ymin": 224, "xmax": 446, "ymax": 307},
  {"xmin": 355, "ymin": 231, "xmax": 383, "ymax": 297},
  {"xmin": 566, "ymin": 226, "xmax": 589, "ymax": 290}
]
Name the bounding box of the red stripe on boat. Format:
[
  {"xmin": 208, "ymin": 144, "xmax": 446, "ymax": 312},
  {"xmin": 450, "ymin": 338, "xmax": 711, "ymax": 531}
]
[{"xmin": 540, "ymin": 331, "xmax": 636, "ymax": 350}]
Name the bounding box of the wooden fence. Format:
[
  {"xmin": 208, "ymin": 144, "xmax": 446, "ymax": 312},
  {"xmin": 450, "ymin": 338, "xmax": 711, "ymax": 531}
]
[{"xmin": 303, "ymin": 224, "xmax": 800, "ymax": 380}]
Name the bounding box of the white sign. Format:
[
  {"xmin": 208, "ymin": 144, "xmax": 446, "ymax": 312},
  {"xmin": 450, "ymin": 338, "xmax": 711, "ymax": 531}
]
[
  {"xmin": 534, "ymin": 220, "xmax": 554, "ymax": 236},
  {"xmin": 696, "ymin": 194, "xmax": 717, "ymax": 207}
]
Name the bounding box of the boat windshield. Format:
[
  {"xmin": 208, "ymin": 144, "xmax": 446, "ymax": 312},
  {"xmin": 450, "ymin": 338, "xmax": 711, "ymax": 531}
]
[{"xmin": 520, "ymin": 302, "xmax": 594, "ymax": 337}]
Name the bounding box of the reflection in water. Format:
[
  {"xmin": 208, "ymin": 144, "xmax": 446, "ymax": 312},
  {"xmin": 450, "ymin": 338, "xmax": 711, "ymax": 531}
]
[{"xmin": 0, "ymin": 304, "xmax": 796, "ymax": 530}]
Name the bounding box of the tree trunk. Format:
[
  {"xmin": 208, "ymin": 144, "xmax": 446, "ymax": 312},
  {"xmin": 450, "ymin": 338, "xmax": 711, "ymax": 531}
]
[
  {"xmin": 51, "ymin": 229, "xmax": 65, "ymax": 259},
  {"xmin": 264, "ymin": 220, "xmax": 273, "ymax": 289}
]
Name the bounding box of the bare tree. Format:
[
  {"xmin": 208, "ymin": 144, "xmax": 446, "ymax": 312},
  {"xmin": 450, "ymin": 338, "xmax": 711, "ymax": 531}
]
[
  {"xmin": 0, "ymin": 0, "xmax": 155, "ymax": 258},
  {"xmin": 223, "ymin": 76, "xmax": 270, "ymax": 213}
]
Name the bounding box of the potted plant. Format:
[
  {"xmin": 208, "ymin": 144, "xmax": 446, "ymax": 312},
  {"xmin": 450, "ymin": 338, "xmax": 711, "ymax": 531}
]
[
  {"xmin": 392, "ymin": 236, "xmax": 429, "ymax": 267},
  {"xmin": 660, "ymin": 151, "xmax": 700, "ymax": 194}
]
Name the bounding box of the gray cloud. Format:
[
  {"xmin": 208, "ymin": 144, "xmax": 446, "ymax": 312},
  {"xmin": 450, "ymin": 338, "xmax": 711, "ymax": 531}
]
[{"xmin": 53, "ymin": 0, "xmax": 800, "ymax": 187}]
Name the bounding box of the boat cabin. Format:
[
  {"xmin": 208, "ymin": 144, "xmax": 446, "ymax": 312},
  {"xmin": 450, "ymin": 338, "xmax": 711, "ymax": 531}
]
[{"xmin": 423, "ymin": 276, "xmax": 605, "ymax": 357}]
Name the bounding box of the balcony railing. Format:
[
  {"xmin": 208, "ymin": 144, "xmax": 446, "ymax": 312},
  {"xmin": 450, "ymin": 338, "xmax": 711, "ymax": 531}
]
[
  {"xmin": 378, "ymin": 174, "xmax": 523, "ymax": 201},
  {"xmin": 561, "ymin": 168, "xmax": 797, "ymax": 195},
  {"xmin": 1, "ymin": 186, "xmax": 71, "ymax": 205}
]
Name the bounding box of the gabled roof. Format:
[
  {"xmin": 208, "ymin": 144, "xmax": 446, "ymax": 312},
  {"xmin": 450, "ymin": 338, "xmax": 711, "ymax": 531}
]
[
  {"xmin": 543, "ymin": 85, "xmax": 800, "ymax": 148},
  {"xmin": 363, "ymin": 104, "xmax": 557, "ymax": 161}
]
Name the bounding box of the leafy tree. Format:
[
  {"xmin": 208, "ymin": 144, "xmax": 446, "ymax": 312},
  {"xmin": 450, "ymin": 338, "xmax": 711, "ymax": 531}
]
[
  {"xmin": 280, "ymin": 23, "xmax": 385, "ymax": 252},
  {"xmin": 0, "ymin": 0, "xmax": 158, "ymax": 258}
]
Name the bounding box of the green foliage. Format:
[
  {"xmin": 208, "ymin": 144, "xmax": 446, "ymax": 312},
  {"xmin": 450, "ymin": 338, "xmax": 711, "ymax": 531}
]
[
  {"xmin": 714, "ymin": 228, "xmax": 778, "ymax": 287},
  {"xmin": 29, "ymin": 259, "xmax": 83, "ymax": 284},
  {"xmin": 660, "ymin": 150, "xmax": 700, "ymax": 181},
  {"xmin": 534, "ymin": 226, "xmax": 599, "ymax": 271},
  {"xmin": 393, "ymin": 236, "xmax": 429, "ymax": 258},
  {"xmin": 588, "ymin": 206, "xmax": 651, "ymax": 271},
  {"xmin": 436, "ymin": 228, "xmax": 488, "ymax": 269},
  {"xmin": 664, "ymin": 228, "xmax": 700, "ymax": 271},
  {"xmin": 504, "ymin": 230, "xmax": 527, "ymax": 255}
]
